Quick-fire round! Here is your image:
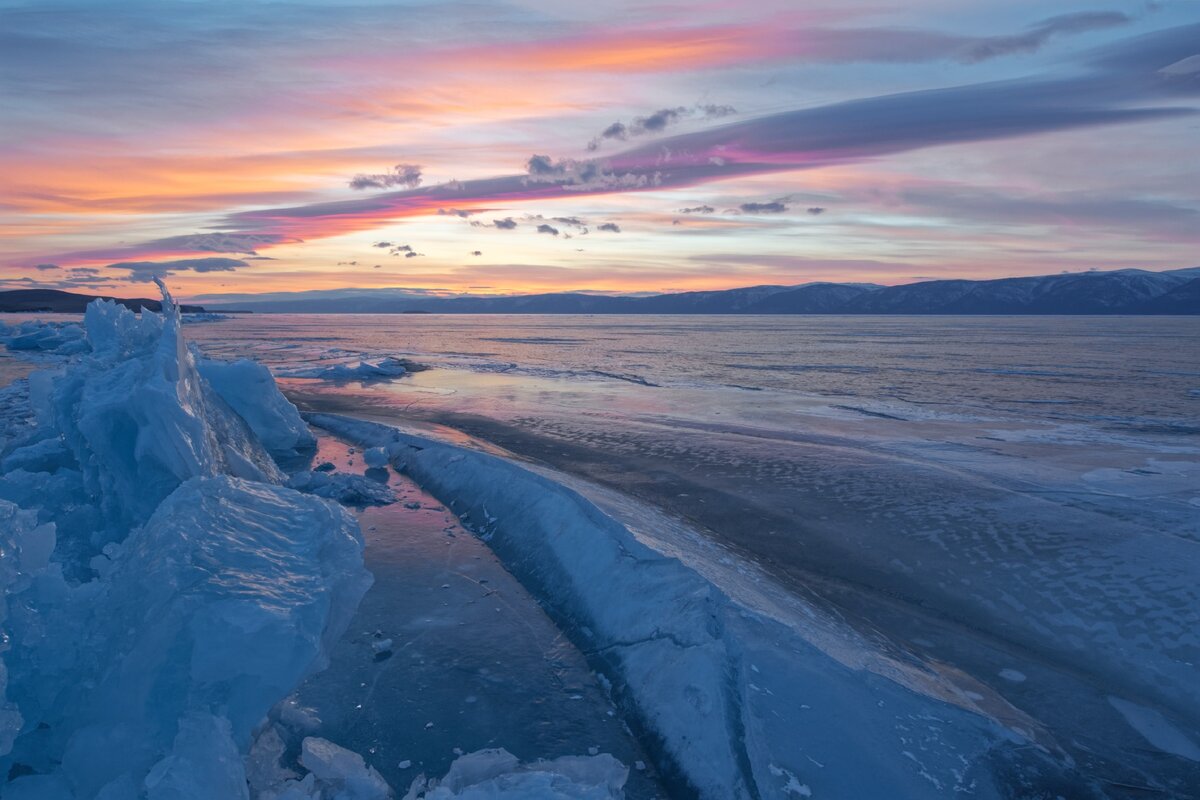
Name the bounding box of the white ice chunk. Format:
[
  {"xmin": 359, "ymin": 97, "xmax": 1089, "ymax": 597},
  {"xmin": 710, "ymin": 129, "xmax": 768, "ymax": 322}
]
[
  {"xmin": 280, "ymin": 357, "xmax": 410, "ymax": 382},
  {"xmin": 2, "ymin": 320, "xmax": 88, "ymax": 356},
  {"xmin": 300, "ymin": 737, "xmax": 391, "ymax": 799},
  {"xmin": 197, "ymin": 356, "xmax": 317, "ymax": 464},
  {"xmin": 143, "ymin": 713, "xmax": 250, "ymax": 800},
  {"xmin": 408, "ymin": 747, "xmax": 627, "ymax": 799},
  {"xmin": 288, "ymin": 470, "xmax": 396, "ymax": 506},
  {"xmin": 19, "ymin": 475, "xmax": 371, "ymax": 796},
  {"xmin": 40, "ymin": 286, "xmax": 282, "ymax": 530},
  {"xmin": 1, "ymin": 285, "xmax": 373, "ymax": 798}
]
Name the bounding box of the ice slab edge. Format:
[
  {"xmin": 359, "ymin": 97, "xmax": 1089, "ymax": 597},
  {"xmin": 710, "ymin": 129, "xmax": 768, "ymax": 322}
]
[{"xmin": 307, "ymin": 412, "xmax": 1092, "ymax": 800}]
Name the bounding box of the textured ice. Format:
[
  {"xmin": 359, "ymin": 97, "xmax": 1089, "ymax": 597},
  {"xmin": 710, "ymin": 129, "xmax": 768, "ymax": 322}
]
[
  {"xmin": 197, "ymin": 356, "xmax": 316, "ymax": 465},
  {"xmin": 0, "ymin": 283, "xmax": 373, "ymax": 797},
  {"xmin": 281, "ymin": 357, "xmax": 410, "ymax": 382},
  {"xmin": 287, "ymin": 469, "xmax": 396, "ymax": 506},
  {"xmin": 0, "ymin": 319, "xmax": 88, "ymax": 356},
  {"xmin": 181, "ymin": 312, "xmax": 232, "ymax": 324},
  {"xmin": 31, "ymin": 287, "xmax": 284, "ymax": 533},
  {"xmin": 143, "ymin": 713, "xmax": 250, "ymax": 800},
  {"xmin": 0, "ymin": 472, "xmax": 369, "ymax": 797},
  {"xmin": 403, "ymin": 748, "xmax": 627, "ymax": 799},
  {"xmin": 309, "ymin": 413, "xmax": 1068, "ymax": 800}
]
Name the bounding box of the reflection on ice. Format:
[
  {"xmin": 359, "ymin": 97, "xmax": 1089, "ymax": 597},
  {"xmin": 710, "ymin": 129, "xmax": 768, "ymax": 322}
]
[{"xmin": 291, "ymin": 434, "xmax": 656, "ymax": 798}]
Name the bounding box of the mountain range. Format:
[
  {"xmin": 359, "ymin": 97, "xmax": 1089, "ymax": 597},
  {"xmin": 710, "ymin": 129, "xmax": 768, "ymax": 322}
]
[
  {"xmin": 0, "ymin": 289, "xmax": 206, "ymax": 314},
  {"xmin": 191, "ymin": 267, "xmax": 1200, "ymax": 314},
  {"xmin": 5, "ymin": 268, "xmax": 1198, "ymax": 316}
]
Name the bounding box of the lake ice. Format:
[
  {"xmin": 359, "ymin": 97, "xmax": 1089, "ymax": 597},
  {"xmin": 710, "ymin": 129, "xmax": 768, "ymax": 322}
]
[{"xmin": 2, "ymin": 299, "xmax": 1198, "ymax": 798}]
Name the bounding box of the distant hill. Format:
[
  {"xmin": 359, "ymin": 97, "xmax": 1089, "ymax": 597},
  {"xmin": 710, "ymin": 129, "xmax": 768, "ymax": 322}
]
[
  {"xmin": 1137, "ymin": 276, "xmax": 1200, "ymax": 314},
  {"xmin": 195, "ymin": 267, "xmax": 1200, "ymax": 315},
  {"xmin": 0, "ymin": 289, "xmax": 207, "ymax": 314},
  {"xmin": 748, "ymin": 283, "xmax": 878, "ymax": 313},
  {"xmin": 842, "ymin": 269, "xmax": 1200, "ymax": 314}
]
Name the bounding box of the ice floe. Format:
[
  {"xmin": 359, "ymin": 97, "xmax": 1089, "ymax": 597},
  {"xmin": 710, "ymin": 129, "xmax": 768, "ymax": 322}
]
[
  {"xmin": 280, "ymin": 357, "xmax": 412, "ymax": 382},
  {"xmin": 0, "ymin": 319, "xmax": 88, "ymax": 356}
]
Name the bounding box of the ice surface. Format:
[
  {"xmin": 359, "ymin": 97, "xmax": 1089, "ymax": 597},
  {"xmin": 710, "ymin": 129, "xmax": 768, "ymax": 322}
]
[
  {"xmin": 181, "ymin": 312, "xmax": 232, "ymax": 324},
  {"xmin": 0, "ymin": 283, "xmax": 373, "ymax": 798},
  {"xmin": 308, "ymin": 413, "xmax": 1078, "ymax": 800},
  {"xmin": 281, "ymin": 357, "xmax": 410, "ymax": 382},
  {"xmin": 1108, "ymin": 697, "xmax": 1200, "ymax": 761}
]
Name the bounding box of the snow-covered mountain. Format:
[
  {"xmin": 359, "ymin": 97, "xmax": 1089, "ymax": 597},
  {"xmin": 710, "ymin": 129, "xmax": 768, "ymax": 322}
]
[
  {"xmin": 179, "ymin": 266, "xmax": 1200, "ymax": 314},
  {"xmin": 844, "ymin": 268, "xmax": 1200, "ymax": 314}
]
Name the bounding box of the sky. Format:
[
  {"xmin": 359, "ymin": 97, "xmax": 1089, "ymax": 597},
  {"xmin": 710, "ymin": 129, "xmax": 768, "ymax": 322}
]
[{"xmin": 1, "ymin": 0, "xmax": 1198, "ymax": 300}]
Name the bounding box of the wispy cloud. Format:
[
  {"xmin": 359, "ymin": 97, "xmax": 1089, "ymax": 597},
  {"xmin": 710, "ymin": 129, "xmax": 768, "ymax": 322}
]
[
  {"xmin": 960, "ymin": 12, "xmax": 1132, "ymax": 63},
  {"xmin": 588, "ymin": 103, "xmax": 737, "ymax": 150},
  {"xmin": 349, "ymin": 163, "xmax": 422, "ymax": 191},
  {"xmin": 739, "ymin": 201, "xmax": 789, "ymax": 214},
  {"xmin": 6, "ymin": 9, "xmax": 1197, "ymax": 289}
]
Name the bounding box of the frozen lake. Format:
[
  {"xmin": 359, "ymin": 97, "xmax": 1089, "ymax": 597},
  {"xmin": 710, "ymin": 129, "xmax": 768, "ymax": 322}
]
[
  {"xmin": 187, "ymin": 313, "xmax": 1200, "ymax": 795},
  {"xmin": 4, "ymin": 310, "xmax": 1199, "ymax": 796}
]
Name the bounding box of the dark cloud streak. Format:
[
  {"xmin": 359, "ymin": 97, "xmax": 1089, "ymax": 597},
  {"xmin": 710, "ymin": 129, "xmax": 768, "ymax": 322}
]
[{"xmin": 349, "ymin": 164, "xmax": 423, "ymax": 191}]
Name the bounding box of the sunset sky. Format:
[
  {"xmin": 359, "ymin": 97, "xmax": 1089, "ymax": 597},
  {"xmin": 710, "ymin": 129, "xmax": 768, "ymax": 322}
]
[{"xmin": 2, "ymin": 0, "xmax": 1198, "ymax": 300}]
